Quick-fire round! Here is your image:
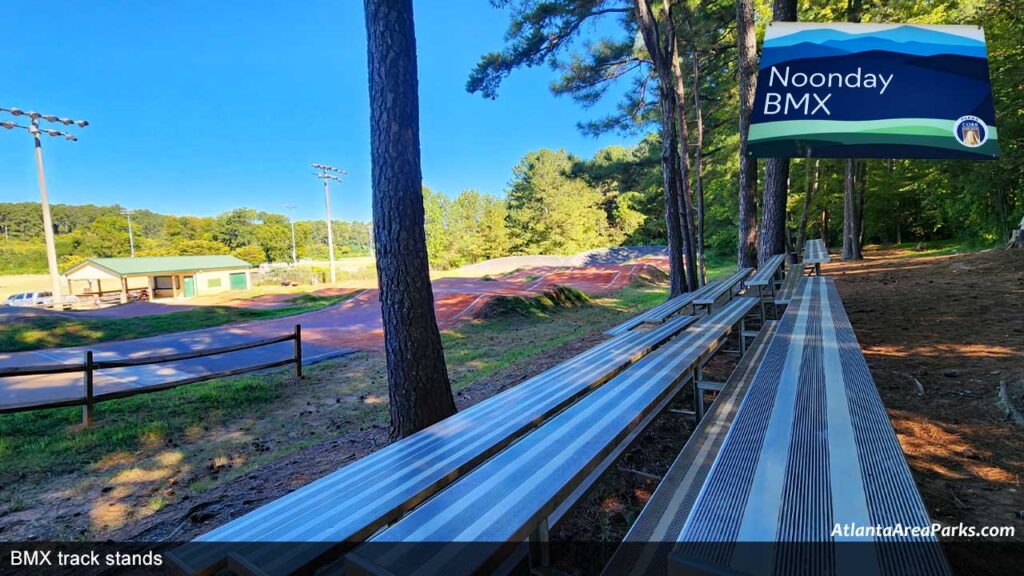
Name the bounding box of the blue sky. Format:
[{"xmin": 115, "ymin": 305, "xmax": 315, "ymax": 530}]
[{"xmin": 0, "ymin": 1, "xmax": 634, "ymax": 222}]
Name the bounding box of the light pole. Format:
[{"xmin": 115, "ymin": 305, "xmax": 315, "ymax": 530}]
[
  {"xmin": 312, "ymin": 163, "xmax": 347, "ymax": 284},
  {"xmin": 282, "ymin": 203, "xmax": 298, "ymax": 265},
  {"xmin": 1, "ymin": 106, "xmax": 88, "ymax": 304},
  {"xmin": 123, "ymin": 208, "xmax": 136, "ymax": 257}
]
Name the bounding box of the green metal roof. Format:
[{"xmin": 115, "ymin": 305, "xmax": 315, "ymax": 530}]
[{"xmin": 70, "ymin": 255, "xmax": 251, "ymax": 277}]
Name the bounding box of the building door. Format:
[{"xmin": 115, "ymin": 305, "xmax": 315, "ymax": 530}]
[
  {"xmin": 183, "ymin": 276, "xmax": 196, "ymax": 298},
  {"xmin": 229, "ymin": 272, "xmax": 247, "ymax": 290}
]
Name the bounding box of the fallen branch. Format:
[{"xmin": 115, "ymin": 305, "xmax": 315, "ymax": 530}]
[
  {"xmin": 616, "ymin": 466, "xmax": 663, "ymax": 482},
  {"xmin": 894, "ymin": 371, "xmax": 925, "ymax": 397}
]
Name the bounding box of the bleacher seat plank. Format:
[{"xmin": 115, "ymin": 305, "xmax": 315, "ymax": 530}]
[
  {"xmin": 802, "ymin": 239, "xmax": 829, "ymax": 276},
  {"xmin": 671, "ymin": 277, "xmax": 950, "ymax": 576},
  {"xmin": 745, "ymin": 254, "xmax": 785, "ymax": 288},
  {"xmin": 604, "ymin": 281, "xmax": 720, "ymax": 337},
  {"xmin": 773, "ymin": 267, "xmax": 802, "ymax": 307},
  {"xmin": 693, "ymin": 268, "xmax": 753, "ymax": 309},
  {"xmin": 346, "ymin": 298, "xmax": 760, "ymax": 576},
  {"xmin": 602, "ymin": 321, "xmax": 778, "ymax": 576},
  {"xmin": 167, "ymin": 313, "xmax": 696, "ymax": 576}
]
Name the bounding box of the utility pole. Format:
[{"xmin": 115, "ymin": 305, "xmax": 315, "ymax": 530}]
[
  {"xmin": 282, "ymin": 203, "xmax": 298, "ymax": 264},
  {"xmin": 1, "ymin": 106, "xmax": 88, "ymax": 305},
  {"xmin": 312, "ymin": 163, "xmax": 347, "ymax": 284},
  {"xmin": 123, "ymin": 208, "xmax": 136, "ymax": 257}
]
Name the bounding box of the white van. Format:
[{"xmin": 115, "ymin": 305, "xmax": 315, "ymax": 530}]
[{"xmin": 4, "ymin": 291, "xmax": 55, "ymax": 307}]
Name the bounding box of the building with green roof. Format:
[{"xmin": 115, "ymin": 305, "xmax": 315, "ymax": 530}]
[{"xmin": 64, "ymin": 255, "xmax": 252, "ymax": 302}]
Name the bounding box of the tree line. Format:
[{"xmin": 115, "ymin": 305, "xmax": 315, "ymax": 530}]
[
  {"xmin": 469, "ymin": 0, "xmax": 1023, "ymax": 295},
  {"xmin": 363, "ymin": 0, "xmax": 1023, "ymax": 437},
  {"xmin": 0, "ymin": 202, "xmax": 373, "ymax": 273}
]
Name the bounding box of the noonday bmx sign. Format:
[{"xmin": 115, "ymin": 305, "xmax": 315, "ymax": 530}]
[{"xmin": 750, "ymin": 22, "xmax": 999, "ymax": 159}]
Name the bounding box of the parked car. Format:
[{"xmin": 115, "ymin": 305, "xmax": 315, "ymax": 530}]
[
  {"xmin": 4, "ymin": 291, "xmax": 53, "ymax": 307},
  {"xmin": 3, "ymin": 291, "xmax": 78, "ymax": 307}
]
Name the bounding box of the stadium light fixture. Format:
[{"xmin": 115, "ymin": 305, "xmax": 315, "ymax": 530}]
[{"xmin": 0, "ymin": 105, "xmax": 89, "ymax": 305}]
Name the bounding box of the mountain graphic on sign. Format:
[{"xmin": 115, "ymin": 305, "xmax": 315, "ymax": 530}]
[
  {"xmin": 761, "ymin": 25, "xmax": 986, "ymax": 68},
  {"xmin": 766, "ymin": 25, "xmax": 983, "ymax": 48}
]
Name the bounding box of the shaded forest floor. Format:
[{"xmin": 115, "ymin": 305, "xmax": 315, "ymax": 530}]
[
  {"xmin": 832, "ymin": 246, "xmax": 1024, "ymax": 573},
  {"xmin": 552, "ymin": 245, "xmax": 1024, "ymax": 575}
]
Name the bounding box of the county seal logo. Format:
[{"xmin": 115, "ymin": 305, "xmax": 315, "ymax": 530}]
[{"xmin": 953, "ymin": 115, "xmax": 988, "ymax": 148}]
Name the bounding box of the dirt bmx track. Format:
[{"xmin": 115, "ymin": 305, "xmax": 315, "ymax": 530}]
[{"xmin": 0, "ymin": 254, "xmax": 664, "ymax": 411}]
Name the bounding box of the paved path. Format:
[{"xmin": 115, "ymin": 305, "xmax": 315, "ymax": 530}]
[{"xmin": 0, "ymin": 262, "xmax": 656, "ymax": 411}]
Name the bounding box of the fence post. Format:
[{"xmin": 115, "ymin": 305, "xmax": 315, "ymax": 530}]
[
  {"xmin": 83, "ymin": 351, "xmax": 94, "ymax": 427},
  {"xmin": 294, "ymin": 324, "xmax": 303, "ymax": 379}
]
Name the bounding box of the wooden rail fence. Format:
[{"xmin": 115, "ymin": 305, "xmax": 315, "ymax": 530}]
[{"xmin": 0, "ymin": 324, "xmax": 303, "ymax": 425}]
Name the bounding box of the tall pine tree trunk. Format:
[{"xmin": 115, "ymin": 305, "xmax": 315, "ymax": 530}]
[
  {"xmin": 634, "ymin": 0, "xmax": 690, "ymax": 295},
  {"xmin": 364, "ymin": 0, "xmax": 457, "ymax": 440},
  {"xmin": 757, "ymin": 0, "xmax": 797, "ymax": 265},
  {"xmin": 857, "ymin": 160, "xmax": 867, "ymax": 250},
  {"xmin": 795, "ymin": 159, "xmax": 819, "ymax": 254},
  {"xmin": 656, "ymin": 90, "xmax": 688, "ymax": 297},
  {"xmin": 692, "ymin": 51, "xmax": 708, "ymax": 285},
  {"xmin": 822, "ymin": 207, "xmax": 830, "ymax": 249},
  {"xmin": 666, "ymin": 0, "xmax": 698, "ymax": 291},
  {"xmin": 759, "ymin": 160, "xmax": 790, "ymax": 264},
  {"xmin": 842, "ymin": 0, "xmax": 865, "ymax": 261},
  {"xmin": 736, "ymin": 0, "xmax": 758, "ymax": 269},
  {"xmin": 842, "ymin": 159, "xmax": 862, "ymax": 260}
]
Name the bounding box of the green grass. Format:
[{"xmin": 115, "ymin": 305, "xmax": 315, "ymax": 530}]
[
  {"xmin": 867, "ymin": 238, "xmax": 998, "ymax": 260},
  {"xmin": 0, "ymin": 368, "xmax": 286, "ymax": 486},
  {"xmin": 478, "ymin": 285, "xmax": 591, "ymax": 318},
  {"xmin": 0, "ymin": 293, "xmax": 352, "ymax": 352},
  {"xmin": 0, "ymin": 279, "xmax": 674, "ymax": 526},
  {"xmin": 703, "ymin": 253, "xmax": 737, "ymax": 281}
]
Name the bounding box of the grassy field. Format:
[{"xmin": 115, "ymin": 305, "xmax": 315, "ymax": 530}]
[
  {"xmin": 0, "ymin": 279, "xmax": 670, "ymax": 538},
  {"xmin": 0, "ymin": 292, "xmax": 352, "ymax": 352},
  {"xmin": 0, "ymin": 274, "xmax": 50, "ymax": 301}
]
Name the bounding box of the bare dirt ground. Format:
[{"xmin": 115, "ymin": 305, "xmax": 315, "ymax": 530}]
[
  {"xmin": 111, "ymin": 328, "xmax": 615, "ymax": 543},
  {"xmin": 553, "ymin": 246, "xmax": 1024, "ymax": 574},
  {"xmin": 831, "ymin": 246, "xmax": 1024, "ymax": 573}
]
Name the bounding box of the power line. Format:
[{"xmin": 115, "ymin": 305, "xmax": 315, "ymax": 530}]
[{"xmin": 312, "ymin": 163, "xmax": 348, "ymax": 284}]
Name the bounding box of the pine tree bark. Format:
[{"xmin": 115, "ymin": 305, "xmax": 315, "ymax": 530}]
[
  {"xmin": 842, "ymin": 159, "xmax": 862, "ymax": 260},
  {"xmin": 736, "ymin": 0, "xmax": 758, "ymax": 269},
  {"xmin": 759, "ymin": 159, "xmax": 790, "ymax": 264},
  {"xmin": 795, "ymin": 159, "xmax": 819, "ymax": 255},
  {"xmin": 821, "ymin": 207, "xmax": 830, "ymax": 249},
  {"xmin": 756, "ymin": 0, "xmax": 797, "ymax": 265},
  {"xmin": 857, "ymin": 160, "xmax": 867, "ymax": 249},
  {"xmin": 665, "ymin": 0, "xmax": 698, "ymax": 291},
  {"xmin": 691, "ymin": 51, "xmax": 707, "ymax": 285},
  {"xmin": 634, "ymin": 0, "xmax": 689, "ymax": 295},
  {"xmin": 364, "ymin": 0, "xmax": 457, "ymax": 440},
  {"xmin": 841, "ymin": 0, "xmax": 865, "ymax": 261}
]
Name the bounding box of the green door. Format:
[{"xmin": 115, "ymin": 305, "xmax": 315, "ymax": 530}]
[
  {"xmin": 229, "ymin": 272, "xmax": 247, "ymax": 290},
  {"xmin": 183, "ymin": 276, "xmax": 196, "ymax": 298}
]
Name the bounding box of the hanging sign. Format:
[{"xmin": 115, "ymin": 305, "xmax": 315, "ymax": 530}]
[{"xmin": 749, "ymin": 22, "xmax": 999, "ymax": 159}]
